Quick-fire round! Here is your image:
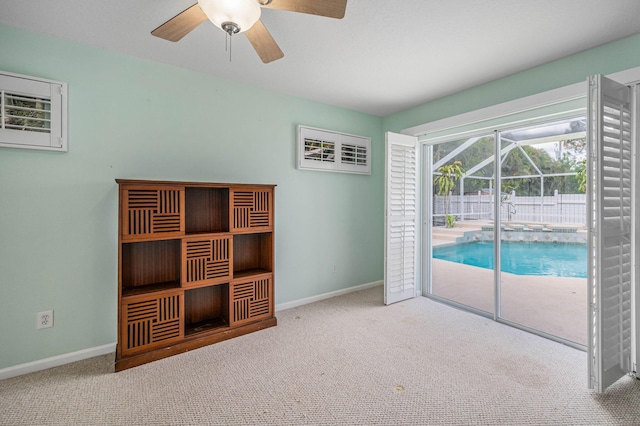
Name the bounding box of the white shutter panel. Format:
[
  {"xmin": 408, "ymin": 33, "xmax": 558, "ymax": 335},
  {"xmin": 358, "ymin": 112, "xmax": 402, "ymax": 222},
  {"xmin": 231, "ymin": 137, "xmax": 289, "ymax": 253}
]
[
  {"xmin": 340, "ymin": 134, "xmax": 371, "ymax": 174},
  {"xmin": 587, "ymin": 74, "xmax": 634, "ymax": 392},
  {"xmin": 384, "ymin": 132, "xmax": 418, "ymax": 305},
  {"xmin": 297, "ymin": 126, "xmax": 371, "ymax": 175},
  {"xmin": 298, "ymin": 126, "xmax": 338, "ymax": 171},
  {"xmin": 0, "ymin": 71, "xmax": 66, "ymax": 151}
]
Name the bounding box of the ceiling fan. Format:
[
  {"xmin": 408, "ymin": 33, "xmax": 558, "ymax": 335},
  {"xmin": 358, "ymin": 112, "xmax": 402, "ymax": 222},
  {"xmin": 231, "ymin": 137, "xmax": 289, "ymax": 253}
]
[{"xmin": 151, "ymin": 0, "xmax": 348, "ymax": 64}]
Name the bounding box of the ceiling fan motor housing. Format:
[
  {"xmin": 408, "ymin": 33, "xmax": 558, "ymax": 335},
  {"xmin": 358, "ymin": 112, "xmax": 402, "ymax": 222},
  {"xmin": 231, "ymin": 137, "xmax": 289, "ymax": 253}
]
[
  {"xmin": 197, "ymin": 0, "xmax": 261, "ymax": 34},
  {"xmin": 221, "ymin": 22, "xmax": 240, "ymax": 35}
]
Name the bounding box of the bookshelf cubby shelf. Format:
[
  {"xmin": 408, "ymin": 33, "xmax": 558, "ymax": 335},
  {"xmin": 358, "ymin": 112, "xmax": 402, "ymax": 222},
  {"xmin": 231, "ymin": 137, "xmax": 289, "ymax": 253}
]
[{"xmin": 116, "ymin": 179, "xmax": 276, "ymax": 371}]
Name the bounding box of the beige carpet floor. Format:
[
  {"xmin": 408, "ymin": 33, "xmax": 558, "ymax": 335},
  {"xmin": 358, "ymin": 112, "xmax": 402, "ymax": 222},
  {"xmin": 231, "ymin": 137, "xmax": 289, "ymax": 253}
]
[{"xmin": 1, "ymin": 286, "xmax": 639, "ymax": 425}]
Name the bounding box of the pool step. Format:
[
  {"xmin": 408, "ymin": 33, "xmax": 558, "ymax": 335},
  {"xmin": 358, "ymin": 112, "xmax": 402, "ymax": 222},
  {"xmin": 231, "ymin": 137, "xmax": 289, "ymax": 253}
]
[
  {"xmin": 431, "ymin": 222, "xmax": 486, "ymax": 247},
  {"xmin": 431, "ymin": 228, "xmax": 462, "ymax": 247}
]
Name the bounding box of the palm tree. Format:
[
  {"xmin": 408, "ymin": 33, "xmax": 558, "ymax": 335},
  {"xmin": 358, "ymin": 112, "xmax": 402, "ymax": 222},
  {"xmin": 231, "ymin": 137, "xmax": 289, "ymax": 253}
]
[{"xmin": 434, "ymin": 161, "xmax": 465, "ymax": 227}]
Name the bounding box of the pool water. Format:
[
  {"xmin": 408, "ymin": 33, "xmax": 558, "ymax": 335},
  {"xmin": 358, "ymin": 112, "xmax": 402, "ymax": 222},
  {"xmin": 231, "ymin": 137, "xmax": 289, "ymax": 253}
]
[{"xmin": 432, "ymin": 241, "xmax": 587, "ymax": 278}]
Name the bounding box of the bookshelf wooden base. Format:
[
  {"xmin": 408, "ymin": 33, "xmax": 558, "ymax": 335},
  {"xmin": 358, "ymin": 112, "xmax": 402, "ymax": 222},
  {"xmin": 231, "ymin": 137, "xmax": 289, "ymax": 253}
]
[{"xmin": 115, "ymin": 317, "xmax": 277, "ymax": 371}]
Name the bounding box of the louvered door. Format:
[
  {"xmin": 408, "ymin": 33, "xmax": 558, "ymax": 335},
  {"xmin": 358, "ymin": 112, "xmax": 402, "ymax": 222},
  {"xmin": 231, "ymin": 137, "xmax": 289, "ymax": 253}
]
[
  {"xmin": 587, "ymin": 75, "xmax": 635, "ymax": 392},
  {"xmin": 182, "ymin": 235, "xmax": 232, "ymax": 288},
  {"xmin": 121, "ymin": 291, "xmax": 183, "ymax": 356},
  {"xmin": 230, "ymin": 188, "xmax": 272, "ymax": 232},
  {"xmin": 122, "ymin": 186, "xmax": 185, "ymax": 240},
  {"xmin": 230, "ymin": 274, "xmax": 273, "ymax": 326},
  {"xmin": 384, "ymin": 132, "xmax": 419, "ymax": 305}
]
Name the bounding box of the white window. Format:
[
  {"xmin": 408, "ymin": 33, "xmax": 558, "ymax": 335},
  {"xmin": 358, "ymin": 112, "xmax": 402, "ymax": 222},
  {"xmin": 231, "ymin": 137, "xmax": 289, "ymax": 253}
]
[
  {"xmin": 297, "ymin": 125, "xmax": 371, "ymax": 175},
  {"xmin": 0, "ymin": 71, "xmax": 67, "ymax": 152}
]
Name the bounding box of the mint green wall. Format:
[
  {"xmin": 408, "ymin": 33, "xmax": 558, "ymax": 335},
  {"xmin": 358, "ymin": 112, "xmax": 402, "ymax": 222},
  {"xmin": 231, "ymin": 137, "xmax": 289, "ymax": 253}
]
[
  {"xmin": 0, "ymin": 24, "xmax": 383, "ymax": 369},
  {"xmin": 384, "ymin": 34, "xmax": 640, "ymax": 133},
  {"xmin": 3, "ymin": 24, "xmax": 640, "ymax": 372}
]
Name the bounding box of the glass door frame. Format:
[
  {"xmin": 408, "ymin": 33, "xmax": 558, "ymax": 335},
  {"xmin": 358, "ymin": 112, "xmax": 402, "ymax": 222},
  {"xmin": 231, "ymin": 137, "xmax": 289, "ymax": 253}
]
[
  {"xmin": 421, "ymin": 114, "xmax": 587, "ymax": 351},
  {"xmin": 421, "ymin": 130, "xmax": 499, "ymax": 319}
]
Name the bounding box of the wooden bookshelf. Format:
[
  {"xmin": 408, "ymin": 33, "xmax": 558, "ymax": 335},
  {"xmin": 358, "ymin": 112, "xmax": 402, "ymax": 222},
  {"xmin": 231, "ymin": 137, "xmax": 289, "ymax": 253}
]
[{"xmin": 116, "ymin": 179, "xmax": 276, "ymax": 371}]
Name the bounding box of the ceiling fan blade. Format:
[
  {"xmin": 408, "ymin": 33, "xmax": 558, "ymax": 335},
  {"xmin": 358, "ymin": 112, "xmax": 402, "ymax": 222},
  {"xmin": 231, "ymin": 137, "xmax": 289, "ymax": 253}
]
[
  {"xmin": 262, "ymin": 0, "xmax": 347, "ymax": 19},
  {"xmin": 245, "ymin": 20, "xmax": 284, "ymax": 64},
  {"xmin": 151, "ymin": 4, "xmax": 208, "ymax": 42}
]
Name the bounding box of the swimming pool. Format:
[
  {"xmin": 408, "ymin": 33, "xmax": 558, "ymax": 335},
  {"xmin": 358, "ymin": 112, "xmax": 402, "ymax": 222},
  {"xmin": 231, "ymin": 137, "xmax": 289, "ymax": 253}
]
[{"xmin": 432, "ymin": 241, "xmax": 587, "ymax": 278}]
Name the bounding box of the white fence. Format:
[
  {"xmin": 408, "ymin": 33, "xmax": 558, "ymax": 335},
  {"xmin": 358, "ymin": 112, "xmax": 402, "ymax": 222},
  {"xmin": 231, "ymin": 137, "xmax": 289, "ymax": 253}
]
[{"xmin": 434, "ymin": 191, "xmax": 586, "ymax": 225}]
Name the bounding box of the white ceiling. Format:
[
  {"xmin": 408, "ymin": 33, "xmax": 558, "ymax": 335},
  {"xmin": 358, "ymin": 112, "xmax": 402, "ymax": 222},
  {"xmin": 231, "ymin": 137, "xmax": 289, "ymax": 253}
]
[{"xmin": 2, "ymin": 1, "xmax": 640, "ymax": 116}]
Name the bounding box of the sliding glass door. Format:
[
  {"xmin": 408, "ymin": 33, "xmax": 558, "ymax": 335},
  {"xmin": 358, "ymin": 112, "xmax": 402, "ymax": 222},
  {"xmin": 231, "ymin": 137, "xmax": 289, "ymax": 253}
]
[
  {"xmin": 425, "ymin": 116, "xmax": 588, "ymax": 347},
  {"xmin": 497, "ymin": 119, "xmax": 588, "ymax": 346},
  {"xmin": 429, "ymin": 134, "xmax": 495, "ymax": 315}
]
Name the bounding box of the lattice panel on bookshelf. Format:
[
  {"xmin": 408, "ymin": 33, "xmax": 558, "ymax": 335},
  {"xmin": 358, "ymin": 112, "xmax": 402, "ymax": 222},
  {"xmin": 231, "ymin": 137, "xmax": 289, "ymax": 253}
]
[
  {"xmin": 125, "ymin": 188, "xmax": 183, "ymax": 237},
  {"xmin": 231, "ymin": 277, "xmax": 272, "ymax": 325},
  {"xmin": 184, "ymin": 237, "xmax": 231, "ymax": 286},
  {"xmin": 123, "ymin": 293, "xmax": 182, "ymax": 355},
  {"xmin": 233, "ymin": 190, "xmax": 271, "ymax": 230}
]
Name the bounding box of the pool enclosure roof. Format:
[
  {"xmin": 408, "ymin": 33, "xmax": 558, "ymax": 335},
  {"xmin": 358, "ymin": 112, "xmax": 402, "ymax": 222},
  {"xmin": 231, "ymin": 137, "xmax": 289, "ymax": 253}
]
[{"xmin": 432, "ymin": 116, "xmax": 587, "ymax": 193}]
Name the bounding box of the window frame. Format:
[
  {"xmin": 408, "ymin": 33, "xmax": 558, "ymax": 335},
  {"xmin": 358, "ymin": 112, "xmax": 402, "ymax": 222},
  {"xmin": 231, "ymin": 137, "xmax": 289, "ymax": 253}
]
[
  {"xmin": 0, "ymin": 70, "xmax": 68, "ymax": 152},
  {"xmin": 297, "ymin": 125, "xmax": 371, "ymax": 175}
]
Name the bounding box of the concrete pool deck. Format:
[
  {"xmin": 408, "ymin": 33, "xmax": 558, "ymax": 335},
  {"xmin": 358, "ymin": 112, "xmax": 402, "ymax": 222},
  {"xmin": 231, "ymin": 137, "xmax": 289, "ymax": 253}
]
[
  {"xmin": 431, "ymin": 258, "xmax": 587, "ymax": 346},
  {"xmin": 430, "ymin": 220, "xmax": 587, "ymax": 346}
]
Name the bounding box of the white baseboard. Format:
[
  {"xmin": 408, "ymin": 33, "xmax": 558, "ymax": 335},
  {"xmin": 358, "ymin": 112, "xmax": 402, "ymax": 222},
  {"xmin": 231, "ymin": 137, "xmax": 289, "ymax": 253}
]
[
  {"xmin": 0, "ymin": 343, "xmax": 116, "ymax": 380},
  {"xmin": 1, "ymin": 282, "xmax": 383, "ymax": 380},
  {"xmin": 275, "ymin": 280, "xmax": 383, "ymax": 312}
]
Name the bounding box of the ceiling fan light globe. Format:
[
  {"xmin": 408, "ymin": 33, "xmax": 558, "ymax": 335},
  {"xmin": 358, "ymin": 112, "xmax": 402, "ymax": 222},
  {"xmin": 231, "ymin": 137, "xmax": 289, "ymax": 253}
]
[{"xmin": 197, "ymin": 0, "xmax": 261, "ymax": 33}]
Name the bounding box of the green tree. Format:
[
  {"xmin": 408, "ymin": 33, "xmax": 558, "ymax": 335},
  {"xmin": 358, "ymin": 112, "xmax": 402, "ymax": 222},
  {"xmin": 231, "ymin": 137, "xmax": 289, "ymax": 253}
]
[
  {"xmin": 434, "ymin": 161, "xmax": 465, "ymax": 227},
  {"xmin": 432, "ymin": 136, "xmax": 586, "ymax": 197},
  {"xmin": 574, "ymin": 159, "xmax": 587, "ymax": 193}
]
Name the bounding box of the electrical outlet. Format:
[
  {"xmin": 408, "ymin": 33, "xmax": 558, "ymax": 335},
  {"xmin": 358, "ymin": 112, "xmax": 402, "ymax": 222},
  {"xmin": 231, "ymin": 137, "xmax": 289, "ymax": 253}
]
[{"xmin": 37, "ymin": 310, "xmax": 54, "ymax": 329}]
